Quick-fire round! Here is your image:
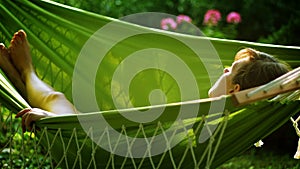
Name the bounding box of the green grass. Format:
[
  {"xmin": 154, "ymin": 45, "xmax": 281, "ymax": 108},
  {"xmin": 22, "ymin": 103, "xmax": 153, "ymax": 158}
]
[{"xmin": 218, "ymin": 148, "xmax": 300, "ymax": 169}]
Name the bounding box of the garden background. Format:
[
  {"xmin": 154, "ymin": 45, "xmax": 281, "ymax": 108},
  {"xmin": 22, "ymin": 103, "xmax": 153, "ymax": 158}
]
[{"xmin": 54, "ymin": 0, "xmax": 300, "ymax": 45}]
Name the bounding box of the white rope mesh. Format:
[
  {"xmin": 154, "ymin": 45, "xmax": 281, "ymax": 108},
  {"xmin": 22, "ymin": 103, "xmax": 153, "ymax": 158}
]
[
  {"xmin": 0, "ymin": 107, "xmax": 230, "ymax": 168},
  {"xmin": 51, "ymin": 115, "xmax": 226, "ymax": 168}
]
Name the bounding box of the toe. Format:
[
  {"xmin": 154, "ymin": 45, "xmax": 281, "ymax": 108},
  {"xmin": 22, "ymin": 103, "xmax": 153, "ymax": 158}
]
[
  {"xmin": 15, "ymin": 36, "xmax": 22, "ymax": 45},
  {"xmin": 18, "ymin": 30, "xmax": 27, "ymax": 38},
  {"xmin": 12, "ymin": 32, "xmax": 21, "ymax": 44},
  {"xmin": 0, "ymin": 43, "xmax": 8, "ymax": 54},
  {"xmin": 10, "ymin": 38, "xmax": 16, "ymax": 48},
  {"xmin": 0, "ymin": 45, "xmax": 4, "ymax": 52}
]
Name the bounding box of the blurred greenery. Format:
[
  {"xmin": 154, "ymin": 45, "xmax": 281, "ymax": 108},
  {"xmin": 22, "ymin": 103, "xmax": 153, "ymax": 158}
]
[
  {"xmin": 0, "ymin": 107, "xmax": 51, "ymax": 168},
  {"xmin": 53, "ymin": 0, "xmax": 300, "ymax": 45}
]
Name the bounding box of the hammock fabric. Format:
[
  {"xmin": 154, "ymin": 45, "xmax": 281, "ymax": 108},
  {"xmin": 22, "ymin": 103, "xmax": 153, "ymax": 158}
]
[{"xmin": 1, "ymin": 0, "xmax": 300, "ymax": 168}]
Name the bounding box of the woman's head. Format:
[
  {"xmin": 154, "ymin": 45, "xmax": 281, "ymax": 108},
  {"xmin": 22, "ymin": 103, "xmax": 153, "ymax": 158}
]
[{"xmin": 208, "ymin": 48, "xmax": 290, "ymax": 97}]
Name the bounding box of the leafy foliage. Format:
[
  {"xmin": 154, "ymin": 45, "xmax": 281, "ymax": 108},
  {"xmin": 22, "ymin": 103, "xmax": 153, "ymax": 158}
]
[
  {"xmin": 53, "ymin": 0, "xmax": 300, "ymax": 45},
  {"xmin": 0, "ymin": 107, "xmax": 51, "ymax": 168}
]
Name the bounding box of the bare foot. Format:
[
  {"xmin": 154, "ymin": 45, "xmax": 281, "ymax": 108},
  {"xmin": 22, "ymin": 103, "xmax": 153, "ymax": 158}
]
[
  {"xmin": 0, "ymin": 43, "xmax": 27, "ymax": 97},
  {"xmin": 9, "ymin": 30, "xmax": 34, "ymax": 82}
]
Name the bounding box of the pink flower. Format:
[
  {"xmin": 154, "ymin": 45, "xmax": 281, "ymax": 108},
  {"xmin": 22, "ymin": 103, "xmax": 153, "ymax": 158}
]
[
  {"xmin": 176, "ymin": 14, "xmax": 192, "ymax": 24},
  {"xmin": 226, "ymin": 12, "xmax": 241, "ymax": 24},
  {"xmin": 161, "ymin": 18, "xmax": 177, "ymax": 30},
  {"xmin": 203, "ymin": 9, "xmax": 221, "ymax": 26}
]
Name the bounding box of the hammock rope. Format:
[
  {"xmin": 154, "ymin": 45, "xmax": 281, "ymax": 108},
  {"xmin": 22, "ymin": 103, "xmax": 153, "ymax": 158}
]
[
  {"xmin": 16, "ymin": 95, "xmax": 296, "ymax": 169},
  {"xmin": 21, "ymin": 111, "xmax": 229, "ymax": 169}
]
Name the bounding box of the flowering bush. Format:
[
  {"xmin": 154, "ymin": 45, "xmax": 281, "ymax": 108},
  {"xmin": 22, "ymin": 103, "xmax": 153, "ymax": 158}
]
[
  {"xmin": 160, "ymin": 11, "xmax": 241, "ymax": 39},
  {"xmin": 202, "ymin": 9, "xmax": 241, "ymax": 39},
  {"xmin": 203, "ymin": 9, "xmax": 221, "ymax": 26},
  {"xmin": 160, "ymin": 14, "xmax": 192, "ymax": 31},
  {"xmin": 226, "ymin": 12, "xmax": 242, "ymax": 24},
  {"xmin": 176, "ymin": 14, "xmax": 192, "ymax": 24},
  {"xmin": 161, "ymin": 18, "xmax": 177, "ymax": 30},
  {"xmin": 160, "ymin": 15, "xmax": 200, "ymax": 35}
]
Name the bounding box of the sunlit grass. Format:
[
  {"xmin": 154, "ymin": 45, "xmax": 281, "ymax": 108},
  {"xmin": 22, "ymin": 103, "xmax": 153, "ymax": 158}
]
[{"xmin": 218, "ymin": 148, "xmax": 299, "ymax": 169}]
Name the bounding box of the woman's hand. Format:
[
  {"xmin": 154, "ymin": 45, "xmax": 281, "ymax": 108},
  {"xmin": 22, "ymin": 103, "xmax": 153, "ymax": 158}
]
[{"xmin": 16, "ymin": 108, "xmax": 56, "ymax": 132}]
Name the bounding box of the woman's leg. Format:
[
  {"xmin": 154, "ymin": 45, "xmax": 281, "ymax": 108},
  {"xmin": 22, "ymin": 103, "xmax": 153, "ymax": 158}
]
[
  {"xmin": 0, "ymin": 43, "xmax": 26, "ymax": 97},
  {"xmin": 9, "ymin": 30, "xmax": 78, "ymax": 115}
]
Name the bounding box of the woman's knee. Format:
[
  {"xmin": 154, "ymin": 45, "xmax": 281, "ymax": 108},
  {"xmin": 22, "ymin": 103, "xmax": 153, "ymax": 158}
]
[{"xmin": 44, "ymin": 91, "xmax": 67, "ymax": 103}]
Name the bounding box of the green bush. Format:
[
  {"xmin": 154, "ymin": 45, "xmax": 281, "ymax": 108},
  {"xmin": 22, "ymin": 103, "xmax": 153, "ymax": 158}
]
[
  {"xmin": 0, "ymin": 107, "xmax": 51, "ymax": 168},
  {"xmin": 53, "ymin": 0, "xmax": 300, "ymax": 45}
]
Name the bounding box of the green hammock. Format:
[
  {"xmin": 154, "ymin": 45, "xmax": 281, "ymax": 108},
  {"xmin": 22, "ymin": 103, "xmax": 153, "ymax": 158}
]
[{"xmin": 1, "ymin": 0, "xmax": 300, "ymax": 168}]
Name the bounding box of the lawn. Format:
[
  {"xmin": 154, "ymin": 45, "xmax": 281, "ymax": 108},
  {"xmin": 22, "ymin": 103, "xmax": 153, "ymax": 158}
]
[{"xmin": 218, "ymin": 148, "xmax": 299, "ymax": 169}]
